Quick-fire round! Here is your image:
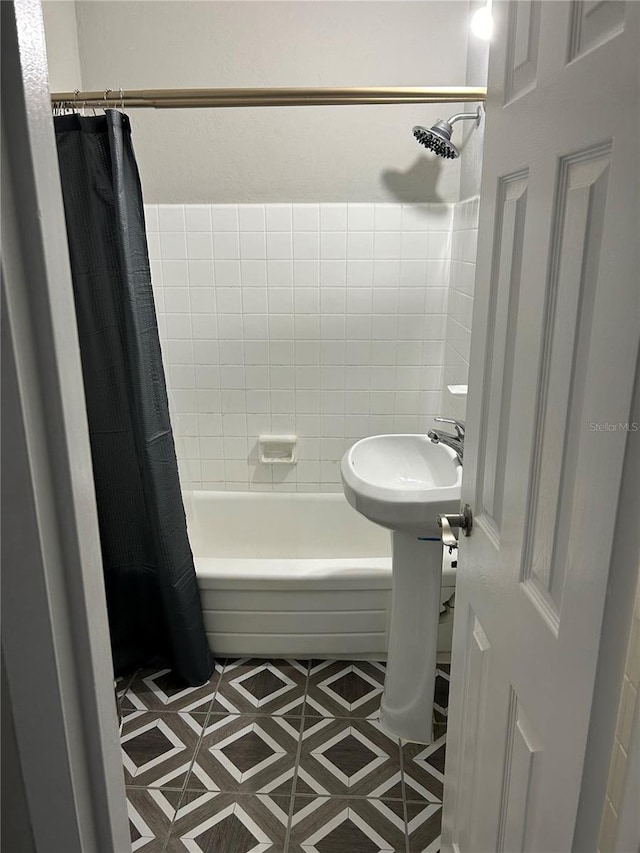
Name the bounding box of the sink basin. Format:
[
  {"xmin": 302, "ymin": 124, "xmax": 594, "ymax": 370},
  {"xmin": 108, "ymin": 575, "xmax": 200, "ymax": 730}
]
[{"xmin": 341, "ymin": 434, "xmax": 462, "ymax": 536}]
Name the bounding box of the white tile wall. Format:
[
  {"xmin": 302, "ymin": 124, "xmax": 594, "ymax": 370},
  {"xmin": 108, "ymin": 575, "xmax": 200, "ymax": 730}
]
[
  {"xmin": 443, "ymin": 196, "xmax": 480, "ymax": 422},
  {"xmin": 146, "ymin": 202, "xmax": 455, "ymax": 491}
]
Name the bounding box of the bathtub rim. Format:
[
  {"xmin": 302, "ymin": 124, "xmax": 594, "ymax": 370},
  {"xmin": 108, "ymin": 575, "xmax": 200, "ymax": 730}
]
[{"xmin": 195, "ymin": 556, "xmax": 456, "ymax": 590}]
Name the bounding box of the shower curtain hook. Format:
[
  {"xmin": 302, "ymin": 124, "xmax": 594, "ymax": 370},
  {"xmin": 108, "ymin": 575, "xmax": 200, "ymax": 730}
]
[
  {"xmin": 119, "ymin": 88, "xmax": 125, "ymax": 111},
  {"xmin": 104, "ymin": 88, "xmax": 111, "ymax": 113}
]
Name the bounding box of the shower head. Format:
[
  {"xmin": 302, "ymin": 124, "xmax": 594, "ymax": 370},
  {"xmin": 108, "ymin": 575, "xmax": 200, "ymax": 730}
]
[
  {"xmin": 413, "ymin": 106, "xmax": 482, "ymax": 159},
  {"xmin": 413, "ymin": 120, "xmax": 460, "ymax": 158}
]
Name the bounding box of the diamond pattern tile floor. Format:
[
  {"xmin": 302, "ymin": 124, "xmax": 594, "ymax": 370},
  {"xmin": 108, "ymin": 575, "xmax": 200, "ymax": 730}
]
[
  {"xmin": 188, "ymin": 713, "xmax": 302, "ymax": 795},
  {"xmin": 306, "ymin": 660, "xmax": 386, "ymax": 719},
  {"xmin": 289, "ymin": 796, "xmax": 406, "ymax": 852},
  {"xmin": 166, "ymin": 792, "xmax": 290, "ymax": 852},
  {"xmin": 121, "ymin": 657, "xmax": 449, "ymax": 851},
  {"xmin": 214, "ymin": 659, "xmax": 308, "ymax": 716},
  {"xmin": 402, "ymin": 733, "xmax": 447, "ymax": 804},
  {"xmin": 123, "ymin": 664, "xmax": 223, "ymax": 714},
  {"xmin": 121, "ymin": 711, "xmax": 207, "ymax": 789},
  {"xmin": 298, "ymin": 717, "xmax": 401, "ymax": 798}
]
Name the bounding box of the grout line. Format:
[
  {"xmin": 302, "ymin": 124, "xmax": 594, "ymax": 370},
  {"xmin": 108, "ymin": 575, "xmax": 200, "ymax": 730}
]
[
  {"xmin": 283, "ymin": 659, "xmax": 311, "ymax": 852},
  {"xmin": 153, "ymin": 657, "xmax": 226, "ymax": 850},
  {"xmin": 286, "ymin": 792, "xmax": 413, "ymax": 802},
  {"xmin": 117, "ymin": 668, "xmax": 138, "ymax": 715},
  {"xmin": 182, "ymin": 655, "xmax": 226, "ymax": 785},
  {"xmin": 399, "ymin": 733, "xmax": 410, "ymax": 853}
]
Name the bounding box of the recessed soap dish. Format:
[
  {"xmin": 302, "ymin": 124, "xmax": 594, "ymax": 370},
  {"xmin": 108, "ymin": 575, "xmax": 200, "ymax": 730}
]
[
  {"xmin": 446, "ymin": 384, "xmax": 468, "ymax": 397},
  {"xmin": 258, "ymin": 434, "xmax": 297, "ymax": 464}
]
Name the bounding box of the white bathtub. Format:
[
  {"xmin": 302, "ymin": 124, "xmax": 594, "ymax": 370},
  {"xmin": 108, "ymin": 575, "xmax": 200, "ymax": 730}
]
[{"xmin": 186, "ymin": 491, "xmax": 455, "ymax": 659}]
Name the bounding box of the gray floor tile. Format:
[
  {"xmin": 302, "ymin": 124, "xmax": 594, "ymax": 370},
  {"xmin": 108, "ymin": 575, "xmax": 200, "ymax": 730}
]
[
  {"xmin": 165, "ymin": 792, "xmax": 290, "ymax": 852},
  {"xmin": 298, "ymin": 716, "xmax": 402, "ymax": 798},
  {"xmin": 212, "ymin": 658, "xmax": 309, "ymax": 716},
  {"xmin": 288, "ymin": 795, "xmax": 407, "ymax": 852},
  {"xmin": 306, "ymin": 660, "xmax": 386, "ymax": 719},
  {"xmin": 185, "ymin": 713, "xmax": 302, "ymax": 795},
  {"xmin": 124, "ymin": 664, "xmax": 223, "ymax": 715},
  {"xmin": 121, "ymin": 711, "xmax": 207, "ymax": 788},
  {"xmin": 127, "ymin": 787, "xmax": 181, "ymax": 852}
]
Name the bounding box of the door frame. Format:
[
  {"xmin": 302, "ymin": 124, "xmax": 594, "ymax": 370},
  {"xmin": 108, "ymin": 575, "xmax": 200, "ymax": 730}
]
[
  {"xmin": 1, "ymin": 0, "xmax": 636, "ymax": 850},
  {"xmin": 1, "ymin": 0, "xmax": 130, "ymax": 849},
  {"xmin": 574, "ymin": 347, "xmax": 640, "ymax": 850}
]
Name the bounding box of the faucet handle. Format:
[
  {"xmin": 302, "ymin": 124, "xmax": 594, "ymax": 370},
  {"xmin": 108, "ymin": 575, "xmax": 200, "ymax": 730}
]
[{"xmin": 434, "ymin": 416, "xmax": 465, "ymax": 437}]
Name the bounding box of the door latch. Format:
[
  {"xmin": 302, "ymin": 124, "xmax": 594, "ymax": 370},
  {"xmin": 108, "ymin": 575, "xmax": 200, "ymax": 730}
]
[{"xmin": 437, "ymin": 503, "xmax": 473, "ymax": 547}]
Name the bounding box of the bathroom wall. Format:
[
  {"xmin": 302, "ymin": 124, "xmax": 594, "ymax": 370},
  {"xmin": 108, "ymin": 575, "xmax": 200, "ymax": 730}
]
[
  {"xmin": 147, "ymin": 201, "xmax": 452, "ymax": 490},
  {"xmin": 45, "ymin": 0, "xmax": 471, "ymax": 203},
  {"xmin": 440, "ymin": 0, "xmax": 487, "ymax": 421},
  {"xmin": 41, "ymin": 1, "xmax": 82, "ymax": 92},
  {"xmin": 442, "ymin": 196, "xmax": 479, "ymax": 420},
  {"xmin": 42, "ymin": 1, "xmax": 487, "ymax": 489},
  {"xmin": 598, "ymin": 576, "xmax": 640, "ymax": 853},
  {"xmin": 458, "ymin": 0, "xmax": 490, "ymax": 200}
]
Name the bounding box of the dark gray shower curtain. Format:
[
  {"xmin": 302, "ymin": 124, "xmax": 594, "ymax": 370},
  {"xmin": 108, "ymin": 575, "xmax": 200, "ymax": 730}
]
[{"xmin": 54, "ymin": 110, "xmax": 213, "ymax": 686}]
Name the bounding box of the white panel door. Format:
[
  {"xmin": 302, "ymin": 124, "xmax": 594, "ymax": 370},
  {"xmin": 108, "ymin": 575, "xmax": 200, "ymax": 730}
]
[{"xmin": 442, "ymin": 2, "xmax": 639, "ymax": 851}]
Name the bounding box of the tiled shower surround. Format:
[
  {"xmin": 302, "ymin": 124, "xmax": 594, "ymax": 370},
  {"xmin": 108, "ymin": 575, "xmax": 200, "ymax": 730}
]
[
  {"xmin": 443, "ymin": 197, "xmax": 480, "ymax": 422},
  {"xmin": 145, "ymin": 201, "xmax": 479, "ymax": 491}
]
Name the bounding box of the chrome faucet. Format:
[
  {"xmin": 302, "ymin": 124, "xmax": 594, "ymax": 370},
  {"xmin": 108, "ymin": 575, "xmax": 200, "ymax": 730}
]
[{"xmin": 427, "ymin": 417, "xmax": 465, "ymax": 464}]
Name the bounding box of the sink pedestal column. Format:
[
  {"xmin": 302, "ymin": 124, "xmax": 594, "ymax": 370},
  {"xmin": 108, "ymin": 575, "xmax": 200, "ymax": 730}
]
[{"xmin": 379, "ymin": 532, "xmax": 441, "ymax": 744}]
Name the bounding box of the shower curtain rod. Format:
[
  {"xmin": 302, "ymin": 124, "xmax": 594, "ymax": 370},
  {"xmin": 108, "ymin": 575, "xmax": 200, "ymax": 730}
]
[{"xmin": 50, "ymin": 86, "xmax": 487, "ymax": 110}]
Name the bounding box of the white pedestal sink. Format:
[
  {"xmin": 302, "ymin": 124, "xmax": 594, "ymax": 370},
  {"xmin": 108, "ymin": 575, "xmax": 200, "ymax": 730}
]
[{"xmin": 341, "ymin": 434, "xmax": 462, "ymax": 743}]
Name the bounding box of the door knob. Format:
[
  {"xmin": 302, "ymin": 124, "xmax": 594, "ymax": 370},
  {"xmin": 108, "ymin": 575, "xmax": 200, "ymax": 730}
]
[{"xmin": 437, "ymin": 503, "xmax": 473, "ymax": 546}]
